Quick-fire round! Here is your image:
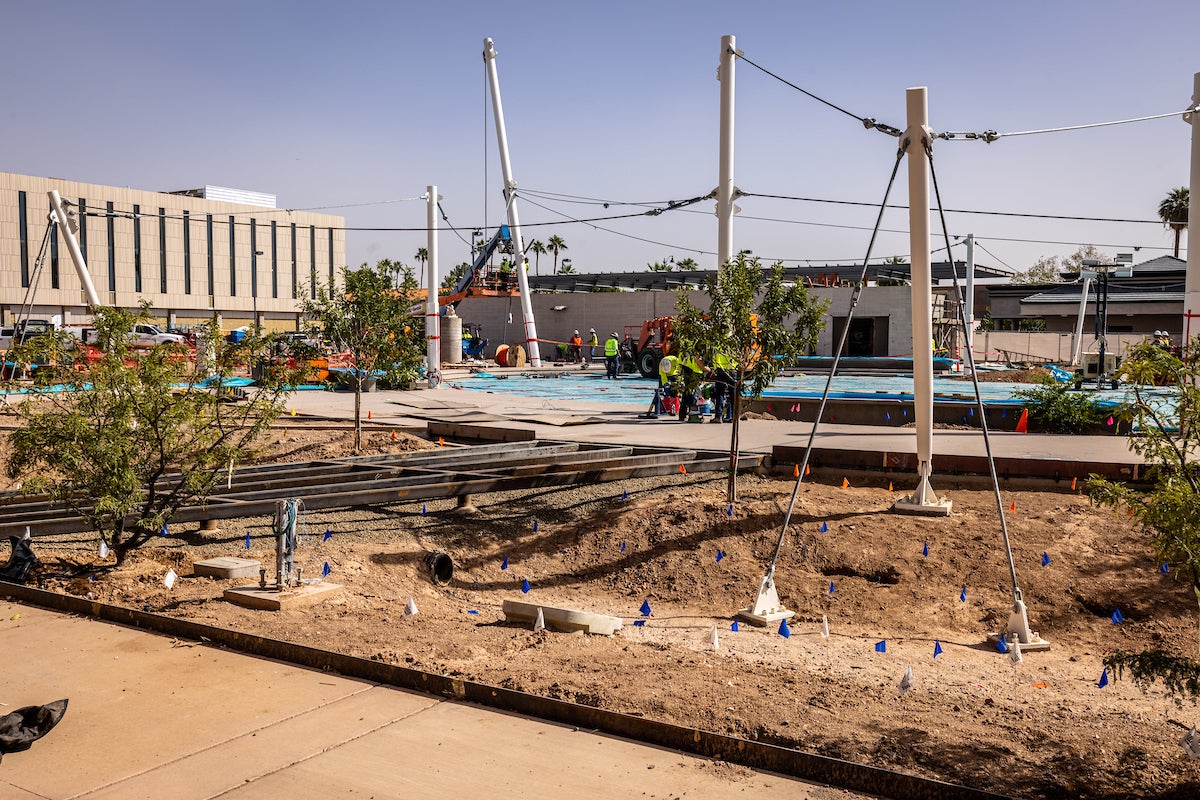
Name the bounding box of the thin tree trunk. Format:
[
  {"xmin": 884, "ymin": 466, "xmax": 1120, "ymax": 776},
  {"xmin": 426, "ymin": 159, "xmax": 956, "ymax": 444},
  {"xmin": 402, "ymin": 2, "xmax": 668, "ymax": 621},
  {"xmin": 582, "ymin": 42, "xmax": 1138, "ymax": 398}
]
[
  {"xmin": 1175, "ymin": 228, "xmax": 1182, "ymax": 260},
  {"xmin": 353, "ymin": 374, "xmax": 362, "ymax": 451},
  {"xmin": 727, "ymin": 380, "xmax": 742, "ymax": 505}
]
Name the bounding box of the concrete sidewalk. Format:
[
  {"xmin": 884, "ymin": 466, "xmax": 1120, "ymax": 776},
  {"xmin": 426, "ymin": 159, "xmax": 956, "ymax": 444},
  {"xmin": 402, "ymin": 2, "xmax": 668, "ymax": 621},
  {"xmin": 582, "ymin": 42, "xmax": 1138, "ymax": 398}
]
[{"xmin": 1, "ymin": 601, "xmax": 856, "ymax": 799}]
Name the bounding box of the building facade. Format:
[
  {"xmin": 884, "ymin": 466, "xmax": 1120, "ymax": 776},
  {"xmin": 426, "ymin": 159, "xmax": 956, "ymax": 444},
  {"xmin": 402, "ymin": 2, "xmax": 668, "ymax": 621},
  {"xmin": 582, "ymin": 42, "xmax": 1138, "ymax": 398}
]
[{"xmin": 0, "ymin": 172, "xmax": 345, "ymax": 333}]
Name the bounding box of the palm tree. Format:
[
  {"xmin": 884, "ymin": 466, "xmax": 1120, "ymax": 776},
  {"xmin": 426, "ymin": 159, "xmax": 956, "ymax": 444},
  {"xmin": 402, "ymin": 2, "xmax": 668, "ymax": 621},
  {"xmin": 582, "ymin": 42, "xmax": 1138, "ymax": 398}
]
[
  {"xmin": 413, "ymin": 248, "xmax": 428, "ymax": 289},
  {"xmin": 547, "ymin": 235, "xmax": 568, "ymax": 275},
  {"xmin": 1158, "ymin": 187, "xmax": 1189, "ymax": 259},
  {"xmin": 527, "ymin": 239, "xmax": 547, "ymax": 275},
  {"xmin": 559, "ymin": 262, "xmax": 576, "ymax": 275},
  {"xmin": 676, "ymin": 257, "xmax": 699, "ymax": 271}
]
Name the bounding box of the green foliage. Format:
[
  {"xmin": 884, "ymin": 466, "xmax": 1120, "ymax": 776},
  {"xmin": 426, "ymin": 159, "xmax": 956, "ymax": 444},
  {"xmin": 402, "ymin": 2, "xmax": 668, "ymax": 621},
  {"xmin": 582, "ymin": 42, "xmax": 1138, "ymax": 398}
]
[
  {"xmin": 559, "ymin": 262, "xmax": 576, "ymax": 275},
  {"xmin": 301, "ymin": 260, "xmax": 425, "ymax": 448},
  {"xmin": 1104, "ymin": 649, "xmax": 1200, "ymax": 704},
  {"xmin": 1010, "ymin": 245, "xmax": 1106, "ymax": 285},
  {"xmin": 647, "ymin": 256, "xmax": 699, "ymax": 272},
  {"xmin": 546, "ymin": 235, "xmax": 568, "ymax": 274},
  {"xmin": 441, "ymin": 262, "xmax": 470, "ymax": 290},
  {"xmin": 1011, "ymin": 383, "xmax": 1106, "ymax": 434},
  {"xmin": 1089, "ymin": 339, "xmax": 1200, "ymax": 697},
  {"xmin": 4, "ymin": 301, "xmax": 297, "ymax": 565},
  {"xmin": 672, "ymin": 254, "xmax": 828, "ymax": 502}
]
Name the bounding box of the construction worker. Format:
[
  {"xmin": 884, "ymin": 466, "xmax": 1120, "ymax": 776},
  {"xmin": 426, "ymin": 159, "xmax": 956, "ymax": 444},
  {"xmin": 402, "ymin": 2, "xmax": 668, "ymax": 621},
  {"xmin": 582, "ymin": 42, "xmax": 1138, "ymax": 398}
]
[
  {"xmin": 604, "ymin": 331, "xmax": 620, "ymax": 379},
  {"xmin": 587, "ymin": 328, "xmax": 599, "ymax": 362},
  {"xmin": 569, "ymin": 330, "xmax": 583, "ymax": 362}
]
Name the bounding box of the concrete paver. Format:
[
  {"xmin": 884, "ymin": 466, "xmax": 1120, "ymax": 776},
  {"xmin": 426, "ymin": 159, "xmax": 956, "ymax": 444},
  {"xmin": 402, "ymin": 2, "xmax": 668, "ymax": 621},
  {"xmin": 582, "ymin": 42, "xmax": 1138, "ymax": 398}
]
[{"xmin": 0, "ymin": 601, "xmax": 856, "ymax": 800}]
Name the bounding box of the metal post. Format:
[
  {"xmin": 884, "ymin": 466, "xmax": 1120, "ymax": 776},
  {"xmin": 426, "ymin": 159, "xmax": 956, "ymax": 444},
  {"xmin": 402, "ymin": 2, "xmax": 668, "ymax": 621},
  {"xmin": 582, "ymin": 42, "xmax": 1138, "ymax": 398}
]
[
  {"xmin": 482, "ymin": 37, "xmax": 541, "ymax": 367},
  {"xmin": 1071, "ymin": 278, "xmax": 1091, "ymax": 366},
  {"xmin": 425, "ymin": 185, "xmax": 441, "ymax": 388},
  {"xmin": 964, "ymin": 234, "xmax": 975, "ymax": 362},
  {"xmin": 716, "ymin": 34, "xmax": 738, "ymax": 275},
  {"xmin": 47, "ymin": 190, "xmax": 99, "ymax": 308},
  {"xmin": 1185, "ymin": 73, "xmax": 1200, "ymax": 342},
  {"xmin": 893, "ymin": 87, "xmax": 951, "ymax": 516}
]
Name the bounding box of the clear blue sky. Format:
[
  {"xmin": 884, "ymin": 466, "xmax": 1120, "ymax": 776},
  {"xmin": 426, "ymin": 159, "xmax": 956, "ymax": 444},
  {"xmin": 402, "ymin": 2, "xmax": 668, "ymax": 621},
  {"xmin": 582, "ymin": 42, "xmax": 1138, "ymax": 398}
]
[{"xmin": 4, "ymin": 1, "xmax": 1197, "ymax": 276}]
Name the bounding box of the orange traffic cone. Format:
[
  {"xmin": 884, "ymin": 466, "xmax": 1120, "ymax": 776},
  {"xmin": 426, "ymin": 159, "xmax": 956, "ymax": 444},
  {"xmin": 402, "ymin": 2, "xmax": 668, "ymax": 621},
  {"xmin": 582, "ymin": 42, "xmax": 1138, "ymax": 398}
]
[
  {"xmin": 1071, "ymin": 476, "xmax": 1077, "ymax": 490},
  {"xmin": 841, "ymin": 477, "xmax": 849, "ymax": 489},
  {"xmin": 1009, "ymin": 501, "xmax": 1016, "ymax": 513},
  {"xmin": 367, "ymin": 410, "xmax": 373, "ymax": 420},
  {"xmin": 805, "ymin": 464, "xmax": 811, "ymax": 476},
  {"xmin": 390, "ymin": 430, "xmax": 397, "ymax": 441},
  {"xmin": 679, "ymin": 464, "xmax": 687, "ymax": 474},
  {"xmin": 1014, "ymin": 408, "xmax": 1029, "ymax": 433},
  {"xmin": 438, "ymin": 436, "xmax": 445, "ymax": 447},
  {"xmin": 793, "ymin": 464, "xmax": 800, "ymax": 478},
  {"xmin": 888, "ymin": 481, "xmax": 893, "ymax": 492}
]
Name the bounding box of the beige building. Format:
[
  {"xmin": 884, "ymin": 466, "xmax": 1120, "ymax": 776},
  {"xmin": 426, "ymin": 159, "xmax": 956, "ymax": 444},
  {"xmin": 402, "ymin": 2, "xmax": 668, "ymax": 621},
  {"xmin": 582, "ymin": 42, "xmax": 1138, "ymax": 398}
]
[{"xmin": 0, "ymin": 171, "xmax": 344, "ymax": 333}]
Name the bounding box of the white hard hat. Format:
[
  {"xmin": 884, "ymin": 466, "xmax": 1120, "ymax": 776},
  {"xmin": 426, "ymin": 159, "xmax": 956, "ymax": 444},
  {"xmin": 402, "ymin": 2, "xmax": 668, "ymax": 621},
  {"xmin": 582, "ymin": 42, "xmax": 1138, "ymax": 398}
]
[{"xmin": 573, "ymin": 330, "xmax": 579, "ymax": 335}]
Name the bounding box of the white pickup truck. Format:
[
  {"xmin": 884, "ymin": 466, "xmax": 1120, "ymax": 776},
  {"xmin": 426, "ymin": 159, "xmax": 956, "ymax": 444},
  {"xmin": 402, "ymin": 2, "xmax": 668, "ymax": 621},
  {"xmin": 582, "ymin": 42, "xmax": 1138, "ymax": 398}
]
[{"xmin": 128, "ymin": 324, "xmax": 186, "ymax": 347}]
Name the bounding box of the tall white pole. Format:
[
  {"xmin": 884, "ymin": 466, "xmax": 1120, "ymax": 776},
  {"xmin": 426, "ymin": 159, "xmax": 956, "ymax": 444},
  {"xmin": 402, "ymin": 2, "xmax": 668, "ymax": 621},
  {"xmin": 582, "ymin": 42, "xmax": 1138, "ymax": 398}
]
[
  {"xmin": 48, "ymin": 190, "xmax": 100, "ymax": 308},
  {"xmin": 964, "ymin": 234, "xmax": 975, "ymax": 361},
  {"xmin": 482, "ymin": 37, "xmax": 542, "ymax": 367},
  {"xmin": 1184, "ymin": 73, "xmax": 1200, "ymax": 342},
  {"xmin": 425, "ymin": 185, "xmax": 441, "ymax": 388},
  {"xmin": 717, "ymin": 34, "xmax": 738, "ymax": 274},
  {"xmin": 1071, "ymin": 277, "xmax": 1092, "ymax": 367},
  {"xmin": 894, "ymin": 86, "xmax": 950, "ymax": 516}
]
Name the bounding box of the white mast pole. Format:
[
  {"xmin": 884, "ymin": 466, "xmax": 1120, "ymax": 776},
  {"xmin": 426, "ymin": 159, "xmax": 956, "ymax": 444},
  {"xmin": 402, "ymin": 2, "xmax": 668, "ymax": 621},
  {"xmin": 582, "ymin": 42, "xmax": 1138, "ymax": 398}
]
[
  {"xmin": 425, "ymin": 185, "xmax": 441, "ymax": 388},
  {"xmin": 1184, "ymin": 73, "xmax": 1200, "ymax": 342},
  {"xmin": 894, "ymin": 86, "xmax": 951, "ymax": 516},
  {"xmin": 1071, "ymin": 277, "xmax": 1091, "ymax": 366},
  {"xmin": 48, "ymin": 190, "xmax": 100, "ymax": 308},
  {"xmin": 964, "ymin": 234, "xmax": 975, "ymax": 363},
  {"xmin": 483, "ymin": 37, "xmax": 541, "ymax": 367},
  {"xmin": 717, "ymin": 34, "xmax": 738, "ymax": 275}
]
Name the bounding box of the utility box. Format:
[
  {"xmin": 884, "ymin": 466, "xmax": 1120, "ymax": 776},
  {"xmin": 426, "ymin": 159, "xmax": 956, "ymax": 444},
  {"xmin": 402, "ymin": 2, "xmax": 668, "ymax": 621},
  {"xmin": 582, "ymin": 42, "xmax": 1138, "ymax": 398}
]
[{"xmin": 1081, "ymin": 352, "xmax": 1117, "ymax": 379}]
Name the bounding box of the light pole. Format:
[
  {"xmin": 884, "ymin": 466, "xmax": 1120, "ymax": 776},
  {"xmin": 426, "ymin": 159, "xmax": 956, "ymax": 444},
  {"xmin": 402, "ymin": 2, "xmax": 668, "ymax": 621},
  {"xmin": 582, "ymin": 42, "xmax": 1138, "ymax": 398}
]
[{"xmin": 252, "ymin": 250, "xmax": 264, "ymax": 329}]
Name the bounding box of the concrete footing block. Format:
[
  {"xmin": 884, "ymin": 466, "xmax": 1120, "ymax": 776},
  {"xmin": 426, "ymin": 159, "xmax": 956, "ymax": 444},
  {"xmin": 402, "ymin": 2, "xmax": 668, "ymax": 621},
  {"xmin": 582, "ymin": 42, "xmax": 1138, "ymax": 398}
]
[
  {"xmin": 223, "ymin": 582, "xmax": 343, "ymax": 611},
  {"xmin": 502, "ymin": 600, "xmax": 622, "ymax": 635},
  {"xmin": 193, "ymin": 557, "xmax": 261, "ymax": 579}
]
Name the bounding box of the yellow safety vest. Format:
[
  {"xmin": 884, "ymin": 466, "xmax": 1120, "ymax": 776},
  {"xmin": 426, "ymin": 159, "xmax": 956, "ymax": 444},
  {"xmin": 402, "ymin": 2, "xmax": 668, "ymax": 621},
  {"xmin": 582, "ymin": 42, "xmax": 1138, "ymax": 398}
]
[{"xmin": 605, "ymin": 337, "xmax": 619, "ymax": 356}]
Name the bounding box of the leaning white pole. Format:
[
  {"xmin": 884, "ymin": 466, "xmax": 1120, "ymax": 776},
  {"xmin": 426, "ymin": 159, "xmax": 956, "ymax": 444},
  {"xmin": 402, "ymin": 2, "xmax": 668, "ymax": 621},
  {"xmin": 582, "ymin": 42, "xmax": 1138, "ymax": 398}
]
[
  {"xmin": 1184, "ymin": 72, "xmax": 1200, "ymax": 342},
  {"xmin": 425, "ymin": 185, "xmax": 441, "ymax": 388},
  {"xmin": 716, "ymin": 34, "xmax": 737, "ymax": 275},
  {"xmin": 48, "ymin": 190, "xmax": 100, "ymax": 308},
  {"xmin": 894, "ymin": 86, "xmax": 951, "ymax": 516},
  {"xmin": 1071, "ymin": 277, "xmax": 1092, "ymax": 367},
  {"xmin": 963, "ymin": 234, "xmax": 975, "ymax": 363},
  {"xmin": 482, "ymin": 37, "xmax": 541, "ymax": 367}
]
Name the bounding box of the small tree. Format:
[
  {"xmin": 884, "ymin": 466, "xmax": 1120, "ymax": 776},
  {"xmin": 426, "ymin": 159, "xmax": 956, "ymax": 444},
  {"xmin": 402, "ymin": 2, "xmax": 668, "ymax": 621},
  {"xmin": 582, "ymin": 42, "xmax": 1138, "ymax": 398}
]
[
  {"xmin": 1010, "ymin": 245, "xmax": 1106, "ymax": 285},
  {"xmin": 672, "ymin": 254, "xmax": 828, "ymax": 503},
  {"xmin": 527, "ymin": 239, "xmax": 547, "ymax": 275},
  {"xmin": 1090, "ymin": 339, "xmax": 1200, "ymax": 700},
  {"xmin": 302, "ymin": 260, "xmax": 424, "ymax": 449},
  {"xmin": 4, "ymin": 302, "xmax": 298, "ymax": 566}
]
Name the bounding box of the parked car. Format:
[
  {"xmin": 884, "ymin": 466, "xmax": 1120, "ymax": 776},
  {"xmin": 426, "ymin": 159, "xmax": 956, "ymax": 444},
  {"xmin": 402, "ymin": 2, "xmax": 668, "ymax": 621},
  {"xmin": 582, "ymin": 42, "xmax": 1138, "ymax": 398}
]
[{"xmin": 129, "ymin": 324, "xmax": 186, "ymax": 347}]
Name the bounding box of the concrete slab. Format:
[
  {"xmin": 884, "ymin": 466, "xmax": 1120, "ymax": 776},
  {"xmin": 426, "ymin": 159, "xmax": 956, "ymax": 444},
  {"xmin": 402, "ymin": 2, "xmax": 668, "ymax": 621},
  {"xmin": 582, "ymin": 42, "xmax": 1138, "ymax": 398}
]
[
  {"xmin": 502, "ymin": 599, "xmax": 623, "ymax": 635},
  {"xmin": 193, "ymin": 556, "xmax": 261, "ymax": 579},
  {"xmin": 223, "ymin": 581, "xmax": 343, "ymax": 611}
]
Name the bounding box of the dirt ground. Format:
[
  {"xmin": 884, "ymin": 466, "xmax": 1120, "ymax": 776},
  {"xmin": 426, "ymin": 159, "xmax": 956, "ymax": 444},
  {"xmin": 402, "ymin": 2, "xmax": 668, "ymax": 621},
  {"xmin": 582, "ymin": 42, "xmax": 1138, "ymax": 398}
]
[{"xmin": 12, "ymin": 425, "xmax": 1200, "ymax": 799}]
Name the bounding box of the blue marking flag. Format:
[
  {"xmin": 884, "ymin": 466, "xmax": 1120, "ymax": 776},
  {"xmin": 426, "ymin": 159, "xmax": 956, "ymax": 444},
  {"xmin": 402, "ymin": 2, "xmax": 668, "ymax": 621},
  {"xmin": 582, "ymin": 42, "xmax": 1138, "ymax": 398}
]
[
  {"xmin": 633, "ymin": 619, "xmax": 646, "ymax": 627},
  {"xmin": 933, "ymin": 640, "xmax": 943, "ymax": 659},
  {"xmin": 244, "ymin": 531, "xmax": 251, "ymax": 549},
  {"xmin": 521, "ymin": 578, "xmax": 531, "ymax": 594},
  {"xmin": 922, "ymin": 542, "xmax": 929, "ymax": 558},
  {"xmin": 160, "ymin": 523, "xmax": 168, "ymax": 537},
  {"xmin": 640, "ymin": 599, "xmax": 652, "ymax": 617},
  {"xmin": 829, "ymin": 581, "xmax": 835, "ymax": 594},
  {"xmin": 1041, "ymin": 552, "xmax": 1051, "ymax": 567},
  {"xmin": 501, "ymin": 556, "xmax": 509, "ymax": 570},
  {"xmin": 1161, "ymin": 563, "xmax": 1170, "ymax": 574},
  {"xmin": 731, "ymin": 620, "xmax": 739, "ymax": 632},
  {"xmin": 902, "ymin": 409, "xmax": 908, "ymax": 417},
  {"xmin": 778, "ymin": 619, "xmax": 791, "ymax": 638},
  {"xmin": 421, "ymin": 503, "xmax": 427, "ymax": 516},
  {"xmin": 620, "ymin": 540, "xmax": 626, "ymax": 553},
  {"xmin": 820, "ymin": 521, "xmax": 828, "ymax": 534},
  {"xmin": 1098, "ymin": 668, "xmax": 1109, "ymax": 689},
  {"xmin": 322, "ymin": 561, "xmax": 331, "ymax": 578},
  {"xmin": 727, "ymin": 504, "xmax": 733, "ymax": 517},
  {"xmin": 885, "ymin": 411, "xmax": 891, "ymax": 421},
  {"xmin": 622, "ymin": 490, "xmax": 629, "ymax": 501},
  {"xmin": 468, "ymin": 609, "xmax": 479, "ymax": 615},
  {"xmin": 533, "ymin": 520, "xmax": 539, "ymax": 532},
  {"xmin": 323, "ymin": 529, "xmax": 333, "ymax": 542},
  {"xmin": 960, "ymin": 587, "xmax": 967, "ymax": 603},
  {"xmin": 716, "ymin": 550, "xmax": 725, "ymax": 563},
  {"xmin": 874, "ymin": 640, "xmax": 886, "ymax": 653},
  {"xmin": 969, "ymin": 407, "xmax": 975, "ymax": 417},
  {"xmin": 1111, "ymin": 608, "xmax": 1125, "ymax": 624},
  {"xmin": 996, "ymin": 637, "xmax": 1009, "ymax": 653}
]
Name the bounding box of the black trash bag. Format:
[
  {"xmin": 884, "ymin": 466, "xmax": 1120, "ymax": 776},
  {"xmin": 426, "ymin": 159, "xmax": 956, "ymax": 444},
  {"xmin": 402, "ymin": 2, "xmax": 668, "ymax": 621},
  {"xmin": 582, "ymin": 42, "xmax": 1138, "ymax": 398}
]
[
  {"xmin": 0, "ymin": 699, "xmax": 68, "ymax": 762},
  {"xmin": 0, "ymin": 535, "xmax": 40, "ymax": 585}
]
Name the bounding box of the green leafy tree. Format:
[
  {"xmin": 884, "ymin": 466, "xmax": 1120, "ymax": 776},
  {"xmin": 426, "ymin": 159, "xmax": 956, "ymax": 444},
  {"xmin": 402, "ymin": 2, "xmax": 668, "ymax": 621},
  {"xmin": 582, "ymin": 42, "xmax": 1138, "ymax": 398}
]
[
  {"xmin": 1090, "ymin": 339, "xmax": 1200, "ymax": 699},
  {"xmin": 302, "ymin": 261, "xmax": 425, "ymax": 449},
  {"xmin": 1010, "ymin": 245, "xmax": 1105, "ymax": 285},
  {"xmin": 676, "ymin": 257, "xmax": 699, "ymax": 272},
  {"xmin": 527, "ymin": 239, "xmax": 547, "ymax": 276},
  {"xmin": 672, "ymin": 254, "xmax": 828, "ymax": 503},
  {"xmin": 4, "ymin": 302, "xmax": 298, "ymax": 566},
  {"xmin": 441, "ymin": 262, "xmax": 470, "ymax": 290},
  {"xmin": 547, "ymin": 234, "xmax": 568, "ymax": 275},
  {"xmin": 1159, "ymin": 187, "xmax": 1189, "ymax": 259}
]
